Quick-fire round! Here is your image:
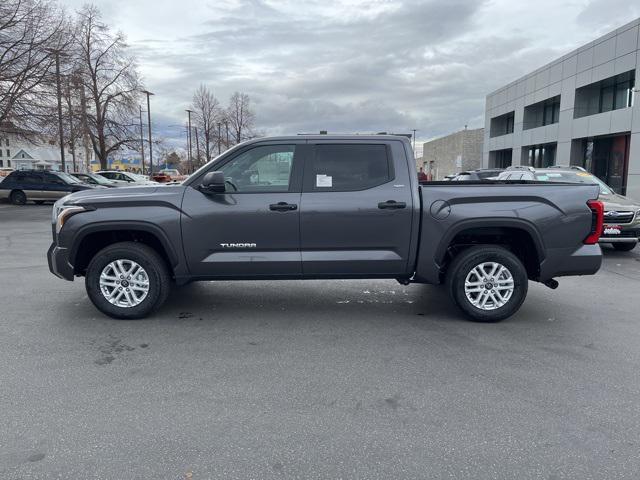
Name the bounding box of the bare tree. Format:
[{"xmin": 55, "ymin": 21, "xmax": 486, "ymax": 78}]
[
  {"xmin": 226, "ymin": 91, "xmax": 255, "ymax": 145},
  {"xmin": 190, "ymin": 84, "xmax": 221, "ymax": 163},
  {"xmin": 0, "ymin": 0, "xmax": 70, "ymax": 132},
  {"xmin": 73, "ymin": 5, "xmax": 141, "ymax": 169}
]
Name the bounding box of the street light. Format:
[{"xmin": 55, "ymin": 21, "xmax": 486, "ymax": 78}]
[
  {"xmin": 141, "ymin": 90, "xmax": 154, "ymax": 174},
  {"xmin": 138, "ymin": 106, "xmax": 146, "ymax": 175},
  {"xmin": 185, "ymin": 109, "xmax": 193, "ymax": 173},
  {"xmin": 412, "ymin": 129, "xmax": 418, "ymax": 158}
]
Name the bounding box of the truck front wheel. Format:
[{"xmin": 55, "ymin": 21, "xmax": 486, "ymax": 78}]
[
  {"xmin": 85, "ymin": 242, "xmax": 171, "ymax": 319},
  {"xmin": 446, "ymin": 246, "xmax": 528, "ymax": 322}
]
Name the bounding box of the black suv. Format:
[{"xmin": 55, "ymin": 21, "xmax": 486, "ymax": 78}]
[{"xmin": 0, "ymin": 170, "xmax": 98, "ymax": 205}]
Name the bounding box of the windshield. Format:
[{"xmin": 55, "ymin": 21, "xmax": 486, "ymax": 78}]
[
  {"xmin": 56, "ymin": 172, "xmax": 81, "ymax": 184},
  {"xmin": 533, "ymin": 171, "xmax": 613, "ymax": 195},
  {"xmin": 85, "ymin": 173, "xmax": 112, "ymax": 185}
]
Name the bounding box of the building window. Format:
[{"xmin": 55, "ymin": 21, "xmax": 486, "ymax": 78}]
[
  {"xmin": 574, "ymin": 134, "xmax": 630, "ymax": 195},
  {"xmin": 524, "ymin": 143, "xmax": 556, "ymax": 168},
  {"xmin": 0, "ymin": 159, "xmax": 3, "ymax": 167},
  {"xmin": 524, "ymin": 96, "xmax": 561, "ymax": 130},
  {"xmin": 6, "ymin": 149, "xmax": 9, "ymax": 157},
  {"xmin": 489, "ymin": 148, "xmax": 513, "ymax": 168},
  {"xmin": 7, "ymin": 160, "xmax": 11, "ymax": 167},
  {"xmin": 489, "ymin": 111, "xmax": 515, "ymax": 137},
  {"xmin": 574, "ymin": 70, "xmax": 635, "ymax": 118}
]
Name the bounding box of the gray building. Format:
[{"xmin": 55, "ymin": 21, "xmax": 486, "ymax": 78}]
[
  {"xmin": 420, "ymin": 127, "xmax": 483, "ymax": 180},
  {"xmin": 483, "ymin": 18, "xmax": 640, "ymax": 198}
]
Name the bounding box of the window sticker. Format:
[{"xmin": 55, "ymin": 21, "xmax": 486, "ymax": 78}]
[
  {"xmin": 576, "ymin": 172, "xmax": 592, "ymax": 177},
  {"xmin": 316, "ymin": 174, "xmax": 332, "ymax": 187},
  {"xmin": 536, "ymin": 175, "xmax": 549, "ymax": 181},
  {"xmin": 546, "ymin": 173, "xmax": 562, "ymax": 177}
]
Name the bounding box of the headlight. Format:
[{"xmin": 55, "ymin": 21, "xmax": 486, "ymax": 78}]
[{"xmin": 53, "ymin": 202, "xmax": 87, "ymax": 234}]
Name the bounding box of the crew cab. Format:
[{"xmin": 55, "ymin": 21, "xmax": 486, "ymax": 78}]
[{"xmin": 47, "ymin": 135, "xmax": 604, "ymax": 322}]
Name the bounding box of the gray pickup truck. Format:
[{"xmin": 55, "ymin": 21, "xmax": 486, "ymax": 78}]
[{"xmin": 47, "ymin": 135, "xmax": 604, "ymax": 322}]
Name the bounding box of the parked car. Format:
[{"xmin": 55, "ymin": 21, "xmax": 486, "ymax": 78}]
[
  {"xmin": 96, "ymin": 170, "xmax": 157, "ymax": 185},
  {"xmin": 0, "ymin": 167, "xmax": 14, "ymax": 178},
  {"xmin": 151, "ymin": 171, "xmax": 172, "ymax": 183},
  {"xmin": 152, "ymin": 169, "xmax": 187, "ymax": 183},
  {"xmin": 451, "ymin": 168, "xmax": 504, "ymax": 181},
  {"xmin": 48, "ymin": 135, "xmax": 603, "ymax": 322},
  {"xmin": 71, "ymin": 172, "xmax": 118, "ymax": 188},
  {"xmin": 496, "ymin": 166, "xmax": 640, "ymax": 251},
  {"xmin": 0, "ymin": 170, "xmax": 99, "ymax": 205}
]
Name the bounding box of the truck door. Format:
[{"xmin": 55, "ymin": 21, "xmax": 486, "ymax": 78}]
[
  {"xmin": 181, "ymin": 142, "xmax": 305, "ymax": 277},
  {"xmin": 300, "ymin": 141, "xmax": 414, "ymax": 276}
]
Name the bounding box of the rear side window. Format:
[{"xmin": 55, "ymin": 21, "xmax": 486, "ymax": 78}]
[
  {"xmin": 308, "ymin": 144, "xmax": 392, "ymax": 192},
  {"xmin": 20, "ymin": 172, "xmax": 43, "ymax": 183}
]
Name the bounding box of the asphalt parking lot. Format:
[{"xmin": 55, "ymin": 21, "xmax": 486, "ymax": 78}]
[{"xmin": 1, "ymin": 202, "xmax": 640, "ymax": 479}]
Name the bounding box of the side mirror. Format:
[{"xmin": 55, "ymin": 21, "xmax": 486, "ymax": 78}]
[{"xmin": 199, "ymin": 171, "xmax": 226, "ymax": 194}]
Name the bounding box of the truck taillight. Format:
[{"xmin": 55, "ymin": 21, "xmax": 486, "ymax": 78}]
[{"xmin": 584, "ymin": 199, "xmax": 604, "ymax": 245}]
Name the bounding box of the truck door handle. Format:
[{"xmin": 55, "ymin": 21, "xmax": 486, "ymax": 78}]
[
  {"xmin": 269, "ymin": 202, "xmax": 298, "ymax": 212},
  {"xmin": 378, "ymin": 200, "xmax": 406, "ymax": 209}
]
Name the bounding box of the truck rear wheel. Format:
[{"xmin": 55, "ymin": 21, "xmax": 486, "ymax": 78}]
[
  {"xmin": 446, "ymin": 246, "xmax": 528, "ymax": 322},
  {"xmin": 85, "ymin": 242, "xmax": 171, "ymax": 319}
]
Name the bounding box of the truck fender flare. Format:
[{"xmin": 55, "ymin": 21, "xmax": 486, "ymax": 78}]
[
  {"xmin": 70, "ymin": 221, "xmax": 179, "ymax": 268},
  {"xmin": 435, "ymin": 217, "xmax": 546, "ymax": 266}
]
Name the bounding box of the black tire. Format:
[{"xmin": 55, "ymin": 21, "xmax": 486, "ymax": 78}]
[
  {"xmin": 10, "ymin": 190, "xmax": 27, "ymax": 205},
  {"xmin": 612, "ymin": 242, "xmax": 637, "ymax": 252},
  {"xmin": 446, "ymin": 246, "xmax": 528, "ymax": 322},
  {"xmin": 85, "ymin": 241, "xmax": 171, "ymax": 319}
]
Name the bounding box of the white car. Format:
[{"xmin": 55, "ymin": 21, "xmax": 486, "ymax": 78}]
[{"xmin": 96, "ymin": 171, "xmax": 157, "ymax": 185}]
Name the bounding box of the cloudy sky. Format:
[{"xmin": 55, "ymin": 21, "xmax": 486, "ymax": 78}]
[{"xmin": 62, "ymin": 0, "xmax": 640, "ymax": 151}]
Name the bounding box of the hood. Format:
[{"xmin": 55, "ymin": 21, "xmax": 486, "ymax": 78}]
[
  {"xmin": 60, "ymin": 183, "xmax": 185, "ymax": 207},
  {"xmin": 598, "ymin": 191, "xmax": 640, "ymax": 211}
]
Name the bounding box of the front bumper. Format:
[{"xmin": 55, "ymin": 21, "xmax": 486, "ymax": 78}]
[
  {"xmin": 599, "ymin": 226, "xmax": 639, "ymax": 244},
  {"xmin": 47, "ymin": 243, "xmax": 74, "ymax": 281}
]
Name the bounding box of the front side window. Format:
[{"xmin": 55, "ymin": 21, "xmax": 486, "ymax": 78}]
[
  {"xmin": 308, "ymin": 144, "xmax": 392, "ymax": 191},
  {"xmin": 45, "ymin": 173, "xmax": 65, "ymax": 185},
  {"xmin": 218, "ymin": 145, "xmax": 295, "ymax": 192}
]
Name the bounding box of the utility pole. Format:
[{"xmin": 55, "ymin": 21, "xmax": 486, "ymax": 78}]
[
  {"xmin": 225, "ymin": 121, "xmax": 229, "ymax": 150},
  {"xmin": 138, "ymin": 106, "xmax": 146, "ymax": 175},
  {"xmin": 186, "ymin": 109, "xmax": 193, "ymax": 173},
  {"xmin": 194, "ymin": 127, "xmax": 201, "ymax": 168},
  {"xmin": 141, "ymin": 90, "xmax": 154, "ymax": 174},
  {"xmin": 48, "ymin": 49, "xmax": 66, "ymax": 172},
  {"xmin": 217, "ymin": 122, "xmax": 222, "ymax": 155}
]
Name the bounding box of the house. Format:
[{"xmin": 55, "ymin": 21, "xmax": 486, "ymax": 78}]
[{"xmin": 0, "ymin": 123, "xmax": 91, "ymax": 172}]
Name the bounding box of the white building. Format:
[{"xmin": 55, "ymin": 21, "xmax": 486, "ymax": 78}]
[
  {"xmin": 0, "ymin": 125, "xmax": 91, "ymax": 172},
  {"xmin": 483, "ymin": 18, "xmax": 640, "ymax": 198}
]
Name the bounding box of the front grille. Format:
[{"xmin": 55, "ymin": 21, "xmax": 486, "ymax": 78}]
[{"xmin": 603, "ymin": 211, "xmax": 635, "ymax": 225}]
